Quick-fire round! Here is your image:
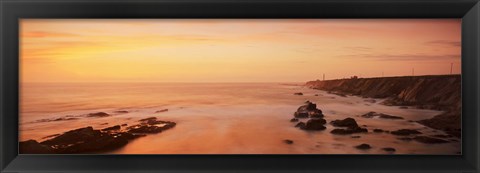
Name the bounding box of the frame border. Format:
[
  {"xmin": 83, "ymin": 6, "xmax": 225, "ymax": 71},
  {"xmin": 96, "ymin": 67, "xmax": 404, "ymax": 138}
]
[{"xmin": 1, "ymin": 0, "xmax": 479, "ymax": 172}]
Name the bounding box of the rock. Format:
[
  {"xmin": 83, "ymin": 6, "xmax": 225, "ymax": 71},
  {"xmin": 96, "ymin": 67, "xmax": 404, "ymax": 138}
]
[
  {"xmin": 101, "ymin": 125, "xmax": 121, "ymax": 131},
  {"xmin": 314, "ymin": 94, "xmax": 319, "ymax": 96},
  {"xmin": 155, "ymin": 109, "xmax": 169, "ymax": 113},
  {"xmin": 399, "ymin": 106, "xmax": 409, "ymax": 109},
  {"xmin": 42, "ymin": 134, "xmax": 60, "ymax": 139},
  {"xmin": 40, "ymin": 127, "xmax": 128, "ymax": 153},
  {"xmin": 413, "ymin": 136, "xmax": 449, "ymax": 144},
  {"xmin": 87, "ymin": 112, "xmax": 110, "ymax": 117},
  {"xmin": 330, "ymin": 127, "xmax": 368, "ymax": 135},
  {"xmin": 100, "ymin": 123, "xmax": 109, "ymax": 125},
  {"xmin": 360, "ymin": 112, "xmax": 403, "ymax": 119},
  {"xmin": 382, "ymin": 147, "xmax": 396, "ymax": 152},
  {"xmin": 294, "ymin": 92, "xmax": 303, "ymax": 95},
  {"xmin": 283, "ymin": 139, "xmax": 294, "ymax": 144},
  {"xmin": 303, "ymin": 119, "xmax": 326, "ymax": 130},
  {"xmin": 295, "ymin": 122, "xmax": 306, "ymax": 129},
  {"xmin": 294, "ymin": 101, "xmax": 324, "ymax": 118},
  {"xmin": 351, "ymin": 136, "xmax": 361, "ymax": 138},
  {"xmin": 355, "ymin": 144, "xmax": 371, "ymax": 150},
  {"xmin": 397, "ymin": 137, "xmax": 413, "ymax": 141},
  {"xmin": 114, "ymin": 110, "xmax": 129, "ymax": 114},
  {"xmin": 390, "ymin": 129, "xmax": 422, "ymax": 136},
  {"xmin": 432, "ymin": 134, "xmax": 452, "ymax": 138},
  {"xmin": 127, "ymin": 122, "xmax": 176, "ymax": 134},
  {"xmin": 290, "ymin": 118, "xmax": 299, "ymax": 122},
  {"xmin": 121, "ymin": 124, "xmax": 128, "ymax": 126},
  {"xmin": 330, "ymin": 118, "xmax": 358, "ymax": 128},
  {"xmin": 19, "ymin": 140, "xmax": 55, "ymax": 154},
  {"xmin": 373, "ymin": 129, "xmax": 384, "ymax": 133}
]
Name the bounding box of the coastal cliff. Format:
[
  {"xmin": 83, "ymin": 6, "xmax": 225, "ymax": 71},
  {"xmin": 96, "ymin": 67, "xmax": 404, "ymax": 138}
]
[{"xmin": 306, "ymin": 75, "xmax": 461, "ymax": 137}]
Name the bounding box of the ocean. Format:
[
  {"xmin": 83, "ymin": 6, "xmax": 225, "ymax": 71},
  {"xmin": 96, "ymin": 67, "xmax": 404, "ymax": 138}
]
[{"xmin": 20, "ymin": 82, "xmax": 461, "ymax": 154}]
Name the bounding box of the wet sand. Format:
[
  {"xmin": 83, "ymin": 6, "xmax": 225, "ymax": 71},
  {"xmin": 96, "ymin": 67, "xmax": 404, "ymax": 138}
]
[{"xmin": 20, "ymin": 83, "xmax": 461, "ymax": 154}]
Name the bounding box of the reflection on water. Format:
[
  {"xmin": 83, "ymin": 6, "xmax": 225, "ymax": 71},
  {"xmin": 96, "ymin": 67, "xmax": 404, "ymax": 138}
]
[{"xmin": 20, "ymin": 83, "xmax": 461, "ymax": 154}]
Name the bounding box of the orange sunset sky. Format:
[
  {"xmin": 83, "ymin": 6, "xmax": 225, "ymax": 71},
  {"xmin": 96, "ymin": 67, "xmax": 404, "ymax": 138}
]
[{"xmin": 21, "ymin": 19, "xmax": 461, "ymax": 83}]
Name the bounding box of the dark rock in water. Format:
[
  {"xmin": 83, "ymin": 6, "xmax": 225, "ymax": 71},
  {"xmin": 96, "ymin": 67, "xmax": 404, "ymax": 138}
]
[
  {"xmin": 351, "ymin": 136, "xmax": 361, "ymax": 138},
  {"xmin": 432, "ymin": 134, "xmax": 452, "ymax": 138},
  {"xmin": 373, "ymin": 129, "xmax": 384, "ymax": 133},
  {"xmin": 330, "ymin": 118, "xmax": 358, "ymax": 128},
  {"xmin": 355, "ymin": 143, "xmax": 371, "ymax": 150},
  {"xmin": 138, "ymin": 117, "xmax": 172, "ymax": 125},
  {"xmin": 290, "ymin": 118, "xmax": 299, "ymax": 122},
  {"xmin": 331, "ymin": 127, "xmax": 368, "ymax": 135},
  {"xmin": 417, "ymin": 110, "xmax": 461, "ymax": 138},
  {"xmin": 413, "ymin": 136, "xmax": 449, "ymax": 144},
  {"xmin": 127, "ymin": 121, "xmax": 176, "ymax": 134},
  {"xmin": 303, "ymin": 119, "xmax": 326, "ymax": 130},
  {"xmin": 391, "ymin": 129, "xmax": 422, "ymax": 136},
  {"xmin": 294, "ymin": 92, "xmax": 303, "ymax": 95},
  {"xmin": 283, "ymin": 139, "xmax": 294, "ymax": 144},
  {"xmin": 155, "ymin": 109, "xmax": 169, "ymax": 113},
  {"xmin": 294, "ymin": 101, "xmax": 324, "ymax": 118},
  {"xmin": 40, "ymin": 126, "xmax": 128, "ymax": 153},
  {"xmin": 314, "ymin": 94, "xmax": 319, "ymax": 96},
  {"xmin": 382, "ymin": 147, "xmax": 396, "ymax": 152},
  {"xmin": 19, "ymin": 140, "xmax": 55, "ymax": 154},
  {"xmin": 87, "ymin": 112, "xmax": 110, "ymax": 117},
  {"xmin": 399, "ymin": 106, "xmax": 409, "ymax": 109},
  {"xmin": 295, "ymin": 122, "xmax": 306, "ymax": 129},
  {"xmin": 101, "ymin": 125, "xmax": 121, "ymax": 131},
  {"xmin": 397, "ymin": 137, "xmax": 413, "ymax": 141},
  {"xmin": 121, "ymin": 124, "xmax": 128, "ymax": 126},
  {"xmin": 114, "ymin": 110, "xmax": 129, "ymax": 114},
  {"xmin": 360, "ymin": 112, "xmax": 404, "ymax": 119},
  {"xmin": 100, "ymin": 123, "xmax": 109, "ymax": 125}
]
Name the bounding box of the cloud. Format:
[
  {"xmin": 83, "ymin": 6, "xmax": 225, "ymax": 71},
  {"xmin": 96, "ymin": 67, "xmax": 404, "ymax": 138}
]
[{"xmin": 426, "ymin": 40, "xmax": 461, "ymax": 47}]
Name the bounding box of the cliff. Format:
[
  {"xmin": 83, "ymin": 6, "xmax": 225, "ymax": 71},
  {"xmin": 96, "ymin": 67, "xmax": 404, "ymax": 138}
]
[{"xmin": 306, "ymin": 75, "xmax": 461, "ymax": 137}]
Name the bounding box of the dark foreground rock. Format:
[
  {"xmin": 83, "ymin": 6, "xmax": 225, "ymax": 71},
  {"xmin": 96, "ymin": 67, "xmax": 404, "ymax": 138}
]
[
  {"xmin": 390, "ymin": 129, "xmax": 422, "ymax": 136},
  {"xmin": 413, "ymin": 136, "xmax": 449, "ymax": 144},
  {"xmin": 331, "ymin": 127, "xmax": 368, "ymax": 135},
  {"xmin": 417, "ymin": 109, "xmax": 461, "ymax": 138},
  {"xmin": 290, "ymin": 118, "xmax": 299, "ymax": 122},
  {"xmin": 284, "ymin": 139, "xmax": 294, "ymax": 144},
  {"xmin": 355, "ymin": 144, "xmax": 371, "ymax": 150},
  {"xmin": 155, "ymin": 109, "xmax": 169, "ymax": 113},
  {"xmin": 19, "ymin": 117, "xmax": 176, "ymax": 154},
  {"xmin": 294, "ymin": 92, "xmax": 303, "ymax": 95},
  {"xmin": 361, "ymin": 112, "xmax": 404, "ymax": 120},
  {"xmin": 303, "ymin": 119, "xmax": 327, "ymax": 130}
]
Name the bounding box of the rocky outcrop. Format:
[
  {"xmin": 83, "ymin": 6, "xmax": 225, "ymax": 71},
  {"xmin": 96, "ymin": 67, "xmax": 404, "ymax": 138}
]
[
  {"xmin": 306, "ymin": 75, "xmax": 461, "ymax": 137},
  {"xmin": 330, "ymin": 118, "xmax": 368, "ymax": 135},
  {"xmin": 19, "ymin": 117, "xmax": 176, "ymax": 154},
  {"xmin": 360, "ymin": 112, "xmax": 404, "ymax": 120},
  {"xmin": 390, "ymin": 129, "xmax": 422, "ymax": 136},
  {"xmin": 292, "ymin": 101, "xmax": 327, "ymax": 131}
]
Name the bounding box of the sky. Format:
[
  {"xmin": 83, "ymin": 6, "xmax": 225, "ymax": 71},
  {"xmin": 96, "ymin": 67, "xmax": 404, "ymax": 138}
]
[{"xmin": 20, "ymin": 19, "xmax": 461, "ymax": 83}]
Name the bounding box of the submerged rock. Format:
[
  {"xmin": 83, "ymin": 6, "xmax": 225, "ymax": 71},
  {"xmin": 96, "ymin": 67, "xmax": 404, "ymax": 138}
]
[
  {"xmin": 87, "ymin": 112, "xmax": 110, "ymax": 117},
  {"xmin": 331, "ymin": 127, "xmax": 368, "ymax": 135},
  {"xmin": 155, "ymin": 109, "xmax": 169, "ymax": 113},
  {"xmin": 413, "ymin": 136, "xmax": 449, "ymax": 144},
  {"xmin": 294, "ymin": 92, "xmax": 303, "ymax": 95},
  {"xmin": 361, "ymin": 112, "xmax": 404, "ymax": 120},
  {"xmin": 382, "ymin": 147, "xmax": 396, "ymax": 152},
  {"xmin": 355, "ymin": 144, "xmax": 371, "ymax": 150},
  {"xmin": 114, "ymin": 110, "xmax": 129, "ymax": 114},
  {"xmin": 290, "ymin": 118, "xmax": 299, "ymax": 122},
  {"xmin": 390, "ymin": 129, "xmax": 422, "ymax": 136},
  {"xmin": 295, "ymin": 122, "xmax": 306, "ymax": 129},
  {"xmin": 373, "ymin": 129, "xmax": 384, "ymax": 133},
  {"xmin": 283, "ymin": 139, "xmax": 294, "ymax": 144}
]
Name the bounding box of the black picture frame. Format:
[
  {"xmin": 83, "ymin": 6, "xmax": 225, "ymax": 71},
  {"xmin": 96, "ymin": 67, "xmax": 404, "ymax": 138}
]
[{"xmin": 1, "ymin": 0, "xmax": 479, "ymax": 172}]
